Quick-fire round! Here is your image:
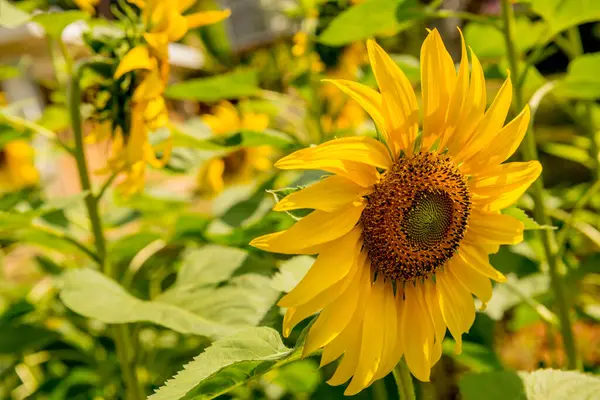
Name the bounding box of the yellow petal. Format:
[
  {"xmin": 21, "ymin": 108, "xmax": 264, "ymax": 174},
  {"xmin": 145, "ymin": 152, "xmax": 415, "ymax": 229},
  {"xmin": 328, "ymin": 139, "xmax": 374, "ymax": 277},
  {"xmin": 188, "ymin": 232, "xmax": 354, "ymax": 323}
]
[
  {"xmin": 420, "ymin": 29, "xmax": 456, "ymax": 150},
  {"xmin": 114, "ymin": 46, "xmax": 154, "ymax": 78},
  {"xmin": 463, "ymin": 106, "xmax": 530, "ymax": 171},
  {"xmin": 402, "ymin": 284, "xmax": 434, "ymax": 382},
  {"xmin": 370, "ymin": 282, "xmax": 402, "ymax": 382},
  {"xmin": 185, "ymin": 9, "xmax": 231, "ymax": 29},
  {"xmin": 133, "ymin": 69, "xmax": 165, "ymax": 102},
  {"xmin": 436, "ymin": 268, "xmax": 475, "ymax": 354},
  {"xmin": 443, "ymin": 29, "xmax": 469, "ymax": 145},
  {"xmin": 367, "ymin": 39, "xmax": 419, "ymax": 156},
  {"xmin": 450, "ymin": 256, "xmax": 493, "ymax": 310},
  {"xmin": 274, "ymin": 175, "xmax": 371, "ymax": 212},
  {"xmin": 177, "ymin": 0, "xmax": 195, "ymax": 12},
  {"xmin": 278, "ymin": 229, "xmax": 361, "ymax": 308},
  {"xmin": 423, "ymin": 279, "xmax": 446, "ymax": 367},
  {"xmin": 275, "ymin": 136, "xmax": 392, "ymax": 171},
  {"xmin": 143, "ymin": 32, "xmax": 169, "ymax": 60},
  {"xmin": 322, "ymin": 79, "xmax": 389, "ymax": 144},
  {"xmin": 468, "ymin": 209, "xmax": 524, "ymax": 245},
  {"xmin": 166, "ymin": 9, "xmax": 189, "ymax": 41},
  {"xmin": 458, "ymin": 244, "xmax": 507, "ymax": 283},
  {"xmin": 250, "ymin": 201, "xmax": 365, "ymax": 254},
  {"xmin": 345, "ymin": 277, "xmax": 387, "ymax": 395},
  {"xmin": 303, "ymin": 252, "xmax": 367, "ymax": 356},
  {"xmin": 470, "ymin": 161, "xmax": 542, "ymax": 211},
  {"xmin": 454, "ymin": 76, "xmax": 513, "ymax": 163}
]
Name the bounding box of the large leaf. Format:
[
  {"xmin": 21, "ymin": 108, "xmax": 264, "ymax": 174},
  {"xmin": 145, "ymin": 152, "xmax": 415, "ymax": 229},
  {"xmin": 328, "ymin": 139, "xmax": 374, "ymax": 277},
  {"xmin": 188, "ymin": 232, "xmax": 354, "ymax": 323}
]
[
  {"xmin": 460, "ymin": 369, "xmax": 600, "ymax": 400},
  {"xmin": 318, "ymin": 0, "xmax": 406, "ymax": 46},
  {"xmin": 31, "ymin": 11, "xmax": 89, "ymax": 39},
  {"xmin": 60, "ymin": 246, "xmax": 279, "ymax": 338},
  {"xmin": 165, "ymin": 70, "xmax": 259, "ymax": 102},
  {"xmin": 0, "ymin": 0, "xmax": 30, "ymax": 28},
  {"xmin": 528, "ymin": 0, "xmax": 600, "ymax": 43},
  {"xmin": 148, "ymin": 327, "xmax": 299, "ymax": 400},
  {"xmin": 271, "ymin": 256, "xmax": 313, "ymax": 293},
  {"xmin": 464, "ymin": 19, "xmax": 545, "ymax": 59},
  {"xmin": 554, "ymin": 53, "xmax": 600, "ymax": 100}
]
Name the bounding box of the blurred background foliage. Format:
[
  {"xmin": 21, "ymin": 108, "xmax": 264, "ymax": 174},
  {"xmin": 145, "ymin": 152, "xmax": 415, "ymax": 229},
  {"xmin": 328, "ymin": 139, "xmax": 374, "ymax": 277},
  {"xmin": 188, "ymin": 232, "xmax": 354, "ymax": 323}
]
[{"xmin": 0, "ymin": 0, "xmax": 599, "ymax": 399}]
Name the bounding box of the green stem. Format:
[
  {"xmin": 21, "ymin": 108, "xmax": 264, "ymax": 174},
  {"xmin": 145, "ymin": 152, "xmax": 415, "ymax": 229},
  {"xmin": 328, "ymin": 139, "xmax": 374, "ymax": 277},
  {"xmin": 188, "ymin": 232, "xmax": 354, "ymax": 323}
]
[
  {"xmin": 500, "ymin": 0, "xmax": 580, "ymax": 370},
  {"xmin": 0, "ymin": 113, "xmax": 73, "ymax": 155},
  {"xmin": 69, "ymin": 60, "xmax": 145, "ymax": 400},
  {"xmin": 392, "ymin": 359, "xmax": 416, "ymax": 400}
]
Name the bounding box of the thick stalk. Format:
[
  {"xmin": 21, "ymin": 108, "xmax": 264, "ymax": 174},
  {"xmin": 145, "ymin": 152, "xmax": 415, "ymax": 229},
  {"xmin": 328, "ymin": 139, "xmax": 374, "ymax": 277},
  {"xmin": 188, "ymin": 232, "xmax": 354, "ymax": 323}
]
[
  {"xmin": 392, "ymin": 359, "xmax": 416, "ymax": 400},
  {"xmin": 500, "ymin": 0, "xmax": 580, "ymax": 370},
  {"xmin": 69, "ymin": 60, "xmax": 145, "ymax": 400}
]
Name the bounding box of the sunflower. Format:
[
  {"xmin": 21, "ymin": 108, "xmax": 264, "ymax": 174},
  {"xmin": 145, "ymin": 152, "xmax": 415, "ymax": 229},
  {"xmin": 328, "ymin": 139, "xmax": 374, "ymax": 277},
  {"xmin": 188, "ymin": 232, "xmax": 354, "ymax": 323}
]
[
  {"xmin": 197, "ymin": 101, "xmax": 274, "ymax": 196},
  {"xmin": 0, "ymin": 140, "xmax": 39, "ymax": 192},
  {"xmin": 250, "ymin": 29, "xmax": 541, "ymax": 394}
]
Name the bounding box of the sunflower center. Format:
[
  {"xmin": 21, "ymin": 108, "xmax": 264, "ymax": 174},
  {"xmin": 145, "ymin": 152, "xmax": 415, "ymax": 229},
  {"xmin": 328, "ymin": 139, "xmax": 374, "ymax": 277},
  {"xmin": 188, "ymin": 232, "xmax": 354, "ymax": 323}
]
[{"xmin": 361, "ymin": 152, "xmax": 471, "ymax": 282}]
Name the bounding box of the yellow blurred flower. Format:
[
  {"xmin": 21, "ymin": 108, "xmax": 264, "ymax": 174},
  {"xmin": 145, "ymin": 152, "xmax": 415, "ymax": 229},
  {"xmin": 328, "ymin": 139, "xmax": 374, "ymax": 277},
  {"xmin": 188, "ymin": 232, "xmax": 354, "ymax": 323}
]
[
  {"xmin": 73, "ymin": 0, "xmax": 99, "ymax": 14},
  {"xmin": 197, "ymin": 101, "xmax": 274, "ymax": 196},
  {"xmin": 0, "ymin": 140, "xmax": 39, "ymax": 192},
  {"xmin": 292, "ymin": 32, "xmax": 308, "ymax": 57},
  {"xmin": 106, "ymin": 0, "xmax": 230, "ymax": 195}
]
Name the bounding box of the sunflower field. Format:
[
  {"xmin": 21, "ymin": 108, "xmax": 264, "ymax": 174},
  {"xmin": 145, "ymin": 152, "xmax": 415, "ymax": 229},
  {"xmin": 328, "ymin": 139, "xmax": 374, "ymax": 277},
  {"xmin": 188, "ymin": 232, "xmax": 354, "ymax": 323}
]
[{"xmin": 1, "ymin": 0, "xmax": 600, "ymax": 399}]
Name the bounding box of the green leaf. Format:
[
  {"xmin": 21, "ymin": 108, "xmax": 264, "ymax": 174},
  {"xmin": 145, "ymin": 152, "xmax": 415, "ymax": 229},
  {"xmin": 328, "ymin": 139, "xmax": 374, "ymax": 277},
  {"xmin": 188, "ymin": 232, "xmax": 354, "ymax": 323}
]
[
  {"xmin": 165, "ymin": 70, "xmax": 259, "ymax": 102},
  {"xmin": 0, "ymin": 0, "xmax": 30, "ymax": 28},
  {"xmin": 266, "ymin": 186, "xmax": 312, "ymax": 220},
  {"xmin": 464, "ymin": 19, "xmax": 545, "ymax": 60},
  {"xmin": 37, "ymin": 105, "xmax": 70, "ymax": 132},
  {"xmin": 528, "ymin": 0, "xmax": 600, "ymax": 43},
  {"xmin": 31, "ymin": 11, "xmax": 89, "ymax": 39},
  {"xmin": 271, "ymin": 359, "xmax": 321, "ymax": 395},
  {"xmin": 0, "ymin": 65, "xmax": 21, "ymax": 81},
  {"xmin": 174, "ymin": 126, "xmax": 296, "ymax": 151},
  {"xmin": 271, "ymin": 256, "xmax": 313, "ymax": 293},
  {"xmin": 148, "ymin": 327, "xmax": 297, "ymax": 400},
  {"xmin": 60, "ymin": 248, "xmax": 278, "ymax": 339},
  {"xmin": 502, "ymin": 207, "xmax": 555, "ymax": 230},
  {"xmin": 460, "ymin": 369, "xmax": 600, "ymax": 400},
  {"xmin": 318, "ymin": 0, "xmax": 406, "ymax": 46},
  {"xmin": 484, "ymin": 273, "xmax": 549, "ymax": 321},
  {"xmin": 442, "ymin": 340, "xmax": 502, "ymax": 372},
  {"xmin": 554, "ymin": 53, "xmax": 600, "ymax": 100},
  {"xmin": 0, "ymin": 324, "xmax": 59, "ymax": 354}
]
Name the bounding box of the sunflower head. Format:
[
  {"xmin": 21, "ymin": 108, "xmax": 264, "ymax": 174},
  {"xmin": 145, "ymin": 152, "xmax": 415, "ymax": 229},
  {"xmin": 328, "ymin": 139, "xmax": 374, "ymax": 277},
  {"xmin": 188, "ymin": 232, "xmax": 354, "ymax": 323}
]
[
  {"xmin": 251, "ymin": 28, "xmax": 541, "ymax": 394},
  {"xmin": 197, "ymin": 102, "xmax": 274, "ymax": 197}
]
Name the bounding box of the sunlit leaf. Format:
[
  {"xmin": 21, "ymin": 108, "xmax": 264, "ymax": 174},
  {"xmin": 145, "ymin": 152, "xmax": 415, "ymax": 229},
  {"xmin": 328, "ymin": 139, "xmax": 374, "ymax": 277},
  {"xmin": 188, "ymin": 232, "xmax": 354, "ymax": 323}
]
[
  {"xmin": 31, "ymin": 11, "xmax": 89, "ymax": 39},
  {"xmin": 554, "ymin": 53, "xmax": 600, "ymax": 100},
  {"xmin": 271, "ymin": 256, "xmax": 313, "ymax": 293},
  {"xmin": 464, "ymin": 19, "xmax": 545, "ymax": 59},
  {"xmin": 149, "ymin": 327, "xmax": 299, "ymax": 400},
  {"xmin": 318, "ymin": 0, "xmax": 413, "ymax": 46},
  {"xmin": 528, "ymin": 0, "xmax": 600, "ymax": 43},
  {"xmin": 165, "ymin": 70, "xmax": 259, "ymax": 102},
  {"xmin": 484, "ymin": 273, "xmax": 549, "ymax": 321},
  {"xmin": 502, "ymin": 207, "xmax": 555, "ymax": 230},
  {"xmin": 442, "ymin": 340, "xmax": 502, "ymax": 372},
  {"xmin": 0, "ymin": 0, "xmax": 30, "ymax": 28},
  {"xmin": 460, "ymin": 369, "xmax": 600, "ymax": 400}
]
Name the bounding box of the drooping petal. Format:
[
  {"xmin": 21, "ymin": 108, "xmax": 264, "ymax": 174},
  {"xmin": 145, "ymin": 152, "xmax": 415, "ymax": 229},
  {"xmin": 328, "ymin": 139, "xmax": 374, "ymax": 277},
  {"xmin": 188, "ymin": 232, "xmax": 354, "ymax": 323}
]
[
  {"xmin": 423, "ymin": 279, "xmax": 446, "ymax": 367},
  {"xmin": 114, "ymin": 46, "xmax": 154, "ymax": 78},
  {"xmin": 436, "ymin": 268, "xmax": 475, "ymax": 353},
  {"xmin": 274, "ymin": 175, "xmax": 372, "ymax": 212},
  {"xmin": 401, "ymin": 284, "xmax": 434, "ymax": 381},
  {"xmin": 345, "ymin": 277, "xmax": 387, "ymax": 395},
  {"xmin": 275, "ymin": 136, "xmax": 392, "ymax": 171},
  {"xmin": 458, "ymin": 244, "xmax": 507, "ymax": 283},
  {"xmin": 420, "ymin": 29, "xmax": 456, "ymax": 150},
  {"xmin": 449, "ymin": 256, "xmax": 493, "ymax": 310},
  {"xmin": 249, "ymin": 201, "xmax": 365, "ymax": 254},
  {"xmin": 468, "ymin": 208, "xmax": 524, "ymax": 245},
  {"xmin": 322, "ymin": 79, "xmax": 389, "ymax": 145},
  {"xmin": 367, "ymin": 40, "xmax": 419, "ymax": 156},
  {"xmin": 278, "ymin": 228, "xmax": 362, "ymax": 307},
  {"xmin": 303, "ymin": 251, "xmax": 367, "ymax": 356},
  {"xmin": 370, "ymin": 282, "xmax": 401, "ymax": 382},
  {"xmin": 470, "ymin": 161, "xmax": 542, "ymax": 211}
]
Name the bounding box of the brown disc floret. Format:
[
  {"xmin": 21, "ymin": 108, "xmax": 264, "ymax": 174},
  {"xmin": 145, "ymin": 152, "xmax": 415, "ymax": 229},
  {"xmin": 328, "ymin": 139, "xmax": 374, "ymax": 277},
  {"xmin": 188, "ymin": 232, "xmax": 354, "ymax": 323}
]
[{"xmin": 361, "ymin": 152, "xmax": 471, "ymax": 282}]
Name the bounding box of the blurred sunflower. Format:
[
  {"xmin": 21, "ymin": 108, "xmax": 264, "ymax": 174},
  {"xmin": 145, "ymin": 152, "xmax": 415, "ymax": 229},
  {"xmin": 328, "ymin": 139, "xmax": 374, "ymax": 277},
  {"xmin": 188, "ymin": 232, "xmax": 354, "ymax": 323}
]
[
  {"xmin": 0, "ymin": 140, "xmax": 39, "ymax": 192},
  {"xmin": 93, "ymin": 0, "xmax": 230, "ymax": 195},
  {"xmin": 73, "ymin": 0, "xmax": 99, "ymax": 14},
  {"xmin": 197, "ymin": 101, "xmax": 274, "ymax": 196},
  {"xmin": 251, "ymin": 29, "xmax": 541, "ymax": 394},
  {"xmin": 320, "ymin": 43, "xmax": 368, "ymax": 134}
]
